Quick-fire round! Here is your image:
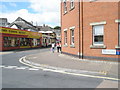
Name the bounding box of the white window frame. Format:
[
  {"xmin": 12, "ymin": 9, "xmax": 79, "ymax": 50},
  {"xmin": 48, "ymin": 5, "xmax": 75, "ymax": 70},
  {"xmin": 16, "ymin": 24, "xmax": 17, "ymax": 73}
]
[
  {"xmin": 70, "ymin": 28, "xmax": 74, "ymax": 45},
  {"xmin": 89, "ymin": 0, "xmax": 97, "ymax": 2},
  {"xmin": 93, "ymin": 25, "xmax": 104, "ymax": 46},
  {"xmin": 118, "ymin": 23, "xmax": 120, "ymax": 47},
  {"xmin": 115, "ymin": 19, "xmax": 120, "ymax": 48},
  {"xmin": 64, "ymin": 31, "xmax": 67, "ymax": 45},
  {"xmin": 70, "ymin": 0, "xmax": 74, "ymax": 9},
  {"xmin": 63, "ymin": 0, "xmax": 67, "ymax": 13}
]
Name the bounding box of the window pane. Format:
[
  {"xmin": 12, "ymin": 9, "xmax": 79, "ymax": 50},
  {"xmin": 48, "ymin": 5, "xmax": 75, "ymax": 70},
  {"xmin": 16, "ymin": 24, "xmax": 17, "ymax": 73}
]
[
  {"xmin": 71, "ymin": 30, "xmax": 74, "ymax": 44},
  {"xmin": 94, "ymin": 25, "xmax": 104, "ymax": 35},
  {"xmin": 70, "ymin": 0, "xmax": 74, "ymax": 8},
  {"xmin": 3, "ymin": 37, "xmax": 9, "ymax": 47},
  {"xmin": 72, "ymin": 30, "xmax": 74, "ymax": 36},
  {"xmin": 72, "ymin": 37, "xmax": 74, "ymax": 43},
  {"xmin": 64, "ymin": 0, "xmax": 67, "ymax": 13},
  {"xmin": 64, "ymin": 31, "xmax": 67, "ymax": 44},
  {"xmin": 94, "ymin": 35, "xmax": 103, "ymax": 44}
]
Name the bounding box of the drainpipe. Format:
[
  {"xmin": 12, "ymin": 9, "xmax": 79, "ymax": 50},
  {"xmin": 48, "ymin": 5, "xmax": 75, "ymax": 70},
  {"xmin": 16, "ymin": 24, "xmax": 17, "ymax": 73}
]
[
  {"xmin": 117, "ymin": 2, "xmax": 120, "ymax": 59},
  {"xmin": 78, "ymin": 0, "xmax": 81, "ymax": 59},
  {"xmin": 81, "ymin": 0, "xmax": 84, "ymax": 59},
  {"xmin": 61, "ymin": 1, "xmax": 62, "ymax": 54}
]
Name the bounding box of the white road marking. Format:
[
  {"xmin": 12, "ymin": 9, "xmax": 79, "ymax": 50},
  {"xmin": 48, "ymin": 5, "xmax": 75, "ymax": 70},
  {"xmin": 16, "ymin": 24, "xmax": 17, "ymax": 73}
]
[
  {"xmin": 0, "ymin": 64, "xmax": 39, "ymax": 72},
  {"xmin": 20, "ymin": 66, "xmax": 29, "ymax": 68},
  {"xmin": 0, "ymin": 65, "xmax": 5, "ymax": 68},
  {"xmin": 0, "ymin": 52, "xmax": 13, "ymax": 55},
  {"xmin": 4, "ymin": 66, "xmax": 15, "ymax": 69},
  {"xmin": 19, "ymin": 56, "xmax": 120, "ymax": 81},
  {"xmin": 28, "ymin": 68, "xmax": 39, "ymax": 71},
  {"xmin": 42, "ymin": 69, "xmax": 51, "ymax": 71},
  {"xmin": 7, "ymin": 66, "xmax": 17, "ymax": 68},
  {"xmin": 15, "ymin": 67, "xmax": 27, "ymax": 70}
]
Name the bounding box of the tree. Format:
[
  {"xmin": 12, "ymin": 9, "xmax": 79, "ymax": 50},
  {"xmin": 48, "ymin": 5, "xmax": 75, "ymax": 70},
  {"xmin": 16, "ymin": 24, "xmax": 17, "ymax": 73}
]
[{"xmin": 54, "ymin": 26, "xmax": 61, "ymax": 30}]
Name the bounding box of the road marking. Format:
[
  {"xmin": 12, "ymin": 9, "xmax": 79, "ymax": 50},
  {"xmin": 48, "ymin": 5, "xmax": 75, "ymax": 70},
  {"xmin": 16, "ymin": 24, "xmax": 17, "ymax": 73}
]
[
  {"xmin": 4, "ymin": 66, "xmax": 15, "ymax": 69},
  {"xmin": 20, "ymin": 66, "xmax": 29, "ymax": 68},
  {"xmin": 0, "ymin": 52, "xmax": 13, "ymax": 55},
  {"xmin": 28, "ymin": 68, "xmax": 39, "ymax": 71},
  {"xmin": 0, "ymin": 65, "xmax": 5, "ymax": 68},
  {"xmin": 6, "ymin": 66, "xmax": 18, "ymax": 68},
  {"xmin": 15, "ymin": 67, "xmax": 27, "ymax": 70},
  {"xmin": 0, "ymin": 65, "xmax": 40, "ymax": 71},
  {"xmin": 19, "ymin": 56, "xmax": 120, "ymax": 81},
  {"xmin": 42, "ymin": 69, "xmax": 51, "ymax": 71}
]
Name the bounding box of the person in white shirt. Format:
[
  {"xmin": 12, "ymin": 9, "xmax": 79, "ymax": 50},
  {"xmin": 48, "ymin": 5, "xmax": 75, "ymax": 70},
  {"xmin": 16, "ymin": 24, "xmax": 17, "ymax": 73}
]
[{"xmin": 51, "ymin": 42, "xmax": 55, "ymax": 53}]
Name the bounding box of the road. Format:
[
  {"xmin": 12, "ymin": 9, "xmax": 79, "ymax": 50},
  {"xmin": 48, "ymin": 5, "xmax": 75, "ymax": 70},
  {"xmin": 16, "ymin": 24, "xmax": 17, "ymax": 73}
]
[{"xmin": 1, "ymin": 48, "xmax": 118, "ymax": 88}]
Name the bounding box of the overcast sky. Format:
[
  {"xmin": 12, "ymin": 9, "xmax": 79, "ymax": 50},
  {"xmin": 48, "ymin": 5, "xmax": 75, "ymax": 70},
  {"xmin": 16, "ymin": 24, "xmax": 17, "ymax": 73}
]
[{"xmin": 0, "ymin": 0, "xmax": 60, "ymax": 28}]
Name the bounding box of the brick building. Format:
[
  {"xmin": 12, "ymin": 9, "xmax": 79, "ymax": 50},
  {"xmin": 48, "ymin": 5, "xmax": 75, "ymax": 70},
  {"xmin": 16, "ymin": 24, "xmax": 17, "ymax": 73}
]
[{"xmin": 61, "ymin": 0, "xmax": 120, "ymax": 61}]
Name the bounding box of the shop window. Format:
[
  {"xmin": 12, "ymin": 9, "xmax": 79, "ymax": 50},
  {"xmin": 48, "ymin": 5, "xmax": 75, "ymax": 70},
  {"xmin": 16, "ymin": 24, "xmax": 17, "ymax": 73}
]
[
  {"xmin": 20, "ymin": 38, "xmax": 25, "ymax": 46},
  {"xmin": 3, "ymin": 37, "xmax": 9, "ymax": 47},
  {"xmin": 93, "ymin": 25, "xmax": 104, "ymax": 45},
  {"xmin": 70, "ymin": 29, "xmax": 74, "ymax": 45},
  {"xmin": 64, "ymin": 31, "xmax": 67, "ymax": 45},
  {"xmin": 48, "ymin": 39, "xmax": 51, "ymax": 44},
  {"xmin": 33, "ymin": 39, "xmax": 38, "ymax": 46},
  {"xmin": 15, "ymin": 38, "xmax": 19, "ymax": 47},
  {"xmin": 3, "ymin": 37, "xmax": 19, "ymax": 47},
  {"xmin": 37, "ymin": 39, "xmax": 40, "ymax": 46},
  {"xmin": 63, "ymin": 0, "xmax": 67, "ymax": 13},
  {"xmin": 20, "ymin": 38, "xmax": 33, "ymax": 46},
  {"xmin": 11, "ymin": 37, "xmax": 15, "ymax": 47}
]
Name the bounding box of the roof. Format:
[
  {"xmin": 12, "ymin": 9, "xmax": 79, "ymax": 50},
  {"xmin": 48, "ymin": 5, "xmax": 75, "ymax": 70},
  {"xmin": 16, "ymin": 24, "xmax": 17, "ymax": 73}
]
[{"xmin": 8, "ymin": 17, "xmax": 37, "ymax": 31}]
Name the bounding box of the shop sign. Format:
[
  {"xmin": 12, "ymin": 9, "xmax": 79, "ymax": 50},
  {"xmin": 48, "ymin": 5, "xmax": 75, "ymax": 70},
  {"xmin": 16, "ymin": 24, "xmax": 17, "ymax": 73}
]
[
  {"xmin": 102, "ymin": 49, "xmax": 116, "ymax": 55},
  {"xmin": 0, "ymin": 27, "xmax": 27, "ymax": 35}
]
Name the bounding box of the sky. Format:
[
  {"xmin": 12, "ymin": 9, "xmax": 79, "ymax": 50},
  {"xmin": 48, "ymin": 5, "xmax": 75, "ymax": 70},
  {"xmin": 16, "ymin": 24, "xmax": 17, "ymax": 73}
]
[{"xmin": 0, "ymin": 0, "xmax": 60, "ymax": 28}]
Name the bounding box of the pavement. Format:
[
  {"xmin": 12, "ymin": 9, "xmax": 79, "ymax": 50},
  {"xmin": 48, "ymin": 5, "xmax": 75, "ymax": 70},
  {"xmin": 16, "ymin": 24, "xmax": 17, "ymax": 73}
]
[{"xmin": 20, "ymin": 49, "xmax": 120, "ymax": 81}]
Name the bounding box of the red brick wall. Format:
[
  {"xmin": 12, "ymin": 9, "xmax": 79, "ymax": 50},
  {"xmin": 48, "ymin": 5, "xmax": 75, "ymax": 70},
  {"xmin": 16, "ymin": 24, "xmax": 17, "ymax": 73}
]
[
  {"xmin": 61, "ymin": 1, "xmax": 80, "ymax": 55},
  {"xmin": 61, "ymin": 1, "xmax": 119, "ymax": 60},
  {"xmin": 83, "ymin": 2, "xmax": 119, "ymax": 59}
]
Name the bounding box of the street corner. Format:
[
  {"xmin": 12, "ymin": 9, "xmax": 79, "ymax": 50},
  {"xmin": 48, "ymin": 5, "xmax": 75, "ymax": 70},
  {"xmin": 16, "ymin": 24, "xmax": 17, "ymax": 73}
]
[{"xmin": 19, "ymin": 56, "xmax": 120, "ymax": 81}]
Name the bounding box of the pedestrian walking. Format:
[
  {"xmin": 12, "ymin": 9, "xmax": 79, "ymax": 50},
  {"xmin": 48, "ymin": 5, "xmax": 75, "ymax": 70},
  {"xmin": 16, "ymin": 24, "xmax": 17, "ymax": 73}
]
[
  {"xmin": 59, "ymin": 41, "xmax": 61, "ymax": 53},
  {"xmin": 56, "ymin": 42, "xmax": 60, "ymax": 53},
  {"xmin": 51, "ymin": 42, "xmax": 55, "ymax": 53},
  {"xmin": 56, "ymin": 42, "xmax": 61, "ymax": 53}
]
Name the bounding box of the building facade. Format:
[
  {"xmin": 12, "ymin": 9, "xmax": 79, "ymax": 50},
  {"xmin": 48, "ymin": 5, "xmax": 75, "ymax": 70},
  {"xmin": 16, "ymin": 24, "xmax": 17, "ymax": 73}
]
[
  {"xmin": 0, "ymin": 18, "xmax": 8, "ymax": 27},
  {"xmin": 53, "ymin": 29, "xmax": 61, "ymax": 42},
  {"xmin": 37, "ymin": 25, "xmax": 61, "ymax": 45},
  {"xmin": 61, "ymin": 0, "xmax": 120, "ymax": 61}
]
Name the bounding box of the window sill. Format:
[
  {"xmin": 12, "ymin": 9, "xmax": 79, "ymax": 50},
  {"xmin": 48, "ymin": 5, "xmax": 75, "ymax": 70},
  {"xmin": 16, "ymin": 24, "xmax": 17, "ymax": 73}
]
[
  {"xmin": 115, "ymin": 46, "xmax": 120, "ymax": 49},
  {"xmin": 63, "ymin": 11, "xmax": 68, "ymax": 15},
  {"xmin": 89, "ymin": 0, "xmax": 97, "ymax": 2},
  {"xmin": 69, "ymin": 7, "xmax": 75, "ymax": 11},
  {"xmin": 63, "ymin": 44, "xmax": 68, "ymax": 47},
  {"xmin": 70, "ymin": 44, "xmax": 75, "ymax": 48},
  {"xmin": 90, "ymin": 45, "xmax": 106, "ymax": 49}
]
